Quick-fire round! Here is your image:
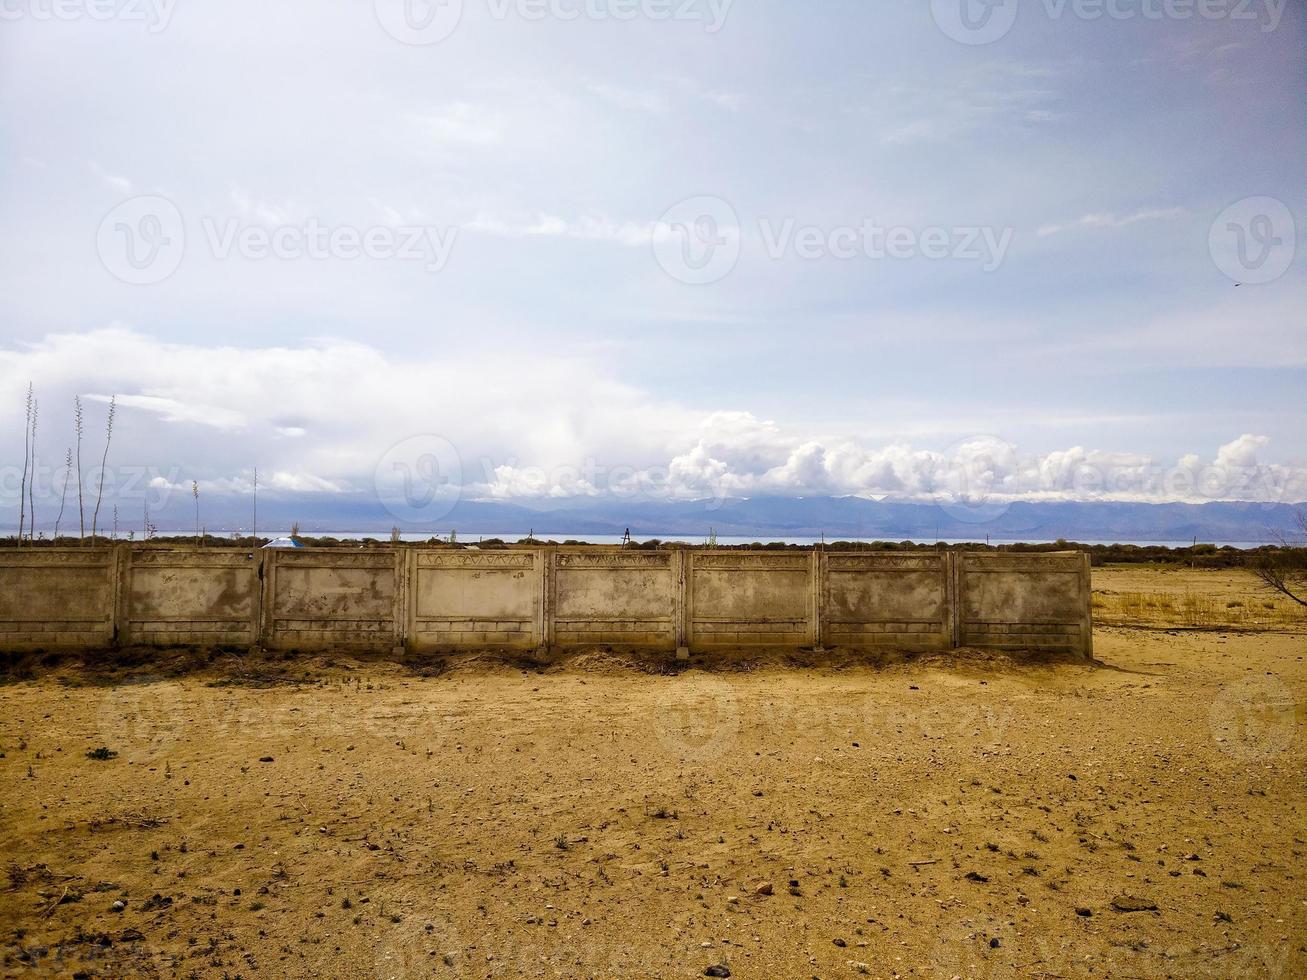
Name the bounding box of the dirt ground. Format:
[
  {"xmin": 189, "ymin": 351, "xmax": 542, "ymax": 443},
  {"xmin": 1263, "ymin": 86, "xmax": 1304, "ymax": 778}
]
[{"xmin": 1, "ymin": 567, "xmax": 1304, "ymax": 979}]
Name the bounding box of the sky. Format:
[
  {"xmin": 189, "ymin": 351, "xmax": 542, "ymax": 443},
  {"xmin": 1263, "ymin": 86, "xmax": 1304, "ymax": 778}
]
[{"xmin": 1, "ymin": 0, "xmax": 1304, "ymax": 528}]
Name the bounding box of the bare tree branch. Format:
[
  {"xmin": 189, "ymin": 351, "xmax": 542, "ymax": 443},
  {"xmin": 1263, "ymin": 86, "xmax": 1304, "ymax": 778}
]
[{"xmin": 1250, "ymin": 508, "xmax": 1307, "ymax": 608}]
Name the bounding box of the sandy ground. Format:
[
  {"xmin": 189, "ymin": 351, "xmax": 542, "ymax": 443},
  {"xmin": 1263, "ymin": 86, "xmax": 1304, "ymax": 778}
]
[{"xmin": 1, "ymin": 568, "xmax": 1304, "ymax": 979}]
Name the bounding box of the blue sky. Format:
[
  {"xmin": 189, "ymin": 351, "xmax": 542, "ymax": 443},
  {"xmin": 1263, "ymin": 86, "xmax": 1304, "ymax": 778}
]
[{"xmin": 1, "ymin": 0, "xmax": 1304, "ymax": 520}]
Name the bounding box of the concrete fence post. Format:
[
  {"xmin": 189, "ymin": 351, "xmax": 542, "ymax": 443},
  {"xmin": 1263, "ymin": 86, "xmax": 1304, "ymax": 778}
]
[
  {"xmin": 259, "ymin": 545, "xmax": 277, "ymax": 649},
  {"xmin": 811, "ymin": 549, "xmax": 825, "ymax": 650},
  {"xmin": 394, "ymin": 545, "xmax": 409, "ymax": 653},
  {"xmin": 947, "ymin": 550, "xmax": 960, "ymax": 649},
  {"xmin": 1080, "ymin": 551, "xmax": 1094, "ymax": 659},
  {"xmin": 673, "ymin": 550, "xmax": 689, "ymax": 653},
  {"xmin": 539, "ymin": 548, "xmax": 554, "ymax": 650}
]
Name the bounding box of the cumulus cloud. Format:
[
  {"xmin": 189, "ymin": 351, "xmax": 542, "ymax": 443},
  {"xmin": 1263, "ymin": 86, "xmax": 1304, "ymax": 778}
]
[
  {"xmin": 0, "ymin": 328, "xmax": 693, "ymax": 510},
  {"xmin": 2, "ymin": 332, "xmax": 1302, "ymax": 520},
  {"xmin": 479, "ymin": 413, "xmax": 1305, "ymax": 506}
]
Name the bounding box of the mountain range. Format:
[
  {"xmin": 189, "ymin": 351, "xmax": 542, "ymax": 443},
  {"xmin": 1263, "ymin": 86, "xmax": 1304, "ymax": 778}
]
[{"xmin": 102, "ymin": 495, "xmax": 1306, "ymax": 544}]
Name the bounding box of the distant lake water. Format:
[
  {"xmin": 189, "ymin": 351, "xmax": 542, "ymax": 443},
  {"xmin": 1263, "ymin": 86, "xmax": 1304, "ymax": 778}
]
[{"xmin": 151, "ymin": 531, "xmax": 1267, "ymax": 549}]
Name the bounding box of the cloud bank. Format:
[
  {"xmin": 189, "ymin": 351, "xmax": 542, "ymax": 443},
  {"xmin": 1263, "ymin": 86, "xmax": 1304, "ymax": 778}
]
[{"xmin": 2, "ymin": 331, "xmax": 1302, "ymax": 522}]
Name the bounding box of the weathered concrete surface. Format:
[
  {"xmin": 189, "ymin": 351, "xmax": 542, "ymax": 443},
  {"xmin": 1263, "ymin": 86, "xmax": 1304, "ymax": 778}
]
[
  {"xmin": 265, "ymin": 550, "xmax": 398, "ymax": 650},
  {"xmin": 123, "ymin": 550, "xmax": 259, "ymax": 646},
  {"xmin": 0, "ymin": 549, "xmax": 115, "ymax": 649},
  {"xmin": 552, "ymin": 552, "xmax": 676, "ymax": 649},
  {"xmin": 687, "ymin": 552, "xmax": 813, "ymax": 649},
  {"xmin": 410, "ymin": 551, "xmax": 539, "ymax": 650},
  {"xmin": 957, "ymin": 552, "xmax": 1092, "ymax": 655},
  {"xmin": 0, "ymin": 546, "xmax": 1093, "ymax": 657},
  {"xmin": 822, "ymin": 553, "xmax": 952, "ymax": 651}
]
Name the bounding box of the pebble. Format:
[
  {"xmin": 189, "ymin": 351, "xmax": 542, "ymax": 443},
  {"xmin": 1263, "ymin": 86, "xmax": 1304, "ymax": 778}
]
[{"xmin": 111, "ymin": 900, "xmax": 125, "ymax": 913}]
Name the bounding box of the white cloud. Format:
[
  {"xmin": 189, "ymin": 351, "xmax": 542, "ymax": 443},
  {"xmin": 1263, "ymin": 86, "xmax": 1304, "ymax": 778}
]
[
  {"xmin": 704, "ymin": 92, "xmax": 744, "ymax": 111},
  {"xmin": 228, "ymin": 187, "xmax": 294, "ymax": 225},
  {"xmin": 4, "ymin": 333, "xmax": 1302, "ymax": 512},
  {"xmin": 587, "ymin": 83, "xmax": 668, "ymax": 114},
  {"xmin": 468, "ymin": 212, "xmax": 654, "ymax": 247},
  {"xmin": 415, "ymin": 103, "xmax": 503, "ymax": 146},
  {"xmin": 89, "ymin": 162, "xmax": 132, "ymax": 194},
  {"xmin": 1215, "ymin": 433, "xmax": 1270, "ymax": 469},
  {"xmin": 1038, "ymin": 207, "xmax": 1187, "ymax": 237},
  {"xmin": 477, "ymin": 411, "xmax": 1306, "ymax": 506},
  {"xmin": 86, "ymin": 393, "xmax": 247, "ymax": 431}
]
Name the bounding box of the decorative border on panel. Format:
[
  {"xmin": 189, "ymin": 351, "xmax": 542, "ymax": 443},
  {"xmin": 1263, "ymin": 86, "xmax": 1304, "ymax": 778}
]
[
  {"xmin": 692, "ymin": 554, "xmax": 810, "ymax": 570},
  {"xmin": 418, "ymin": 553, "xmax": 536, "ymax": 569},
  {"xmin": 826, "ymin": 554, "xmax": 943, "ymax": 572},
  {"xmin": 0, "ymin": 549, "xmax": 113, "ymax": 567},
  {"xmin": 130, "ymin": 551, "xmax": 254, "ymax": 568},
  {"xmin": 555, "ymin": 553, "xmax": 671, "ymax": 569},
  {"xmin": 960, "ymin": 556, "xmax": 1082, "ymax": 573}
]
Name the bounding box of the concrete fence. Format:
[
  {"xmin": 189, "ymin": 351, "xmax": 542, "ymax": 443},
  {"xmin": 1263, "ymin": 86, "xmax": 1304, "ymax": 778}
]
[{"xmin": 0, "ymin": 547, "xmax": 1093, "ymax": 657}]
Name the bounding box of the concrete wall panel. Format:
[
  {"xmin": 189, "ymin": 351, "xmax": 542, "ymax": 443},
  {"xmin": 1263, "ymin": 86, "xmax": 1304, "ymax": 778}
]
[
  {"xmin": 688, "ymin": 553, "xmax": 812, "ymax": 649},
  {"xmin": 957, "ymin": 553, "xmax": 1091, "ymax": 655},
  {"xmin": 0, "ymin": 549, "xmax": 115, "ymax": 649},
  {"xmin": 267, "ymin": 550, "xmax": 397, "ymax": 649},
  {"xmin": 824, "ymin": 553, "xmax": 951, "ymax": 650},
  {"xmin": 411, "ymin": 552, "xmax": 538, "ymax": 649},
  {"xmin": 124, "ymin": 550, "xmax": 259, "ymax": 646},
  {"xmin": 553, "ymin": 552, "xmax": 675, "ymax": 648}
]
